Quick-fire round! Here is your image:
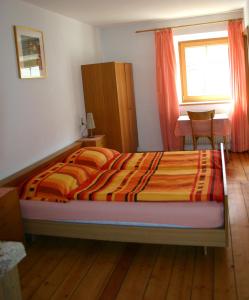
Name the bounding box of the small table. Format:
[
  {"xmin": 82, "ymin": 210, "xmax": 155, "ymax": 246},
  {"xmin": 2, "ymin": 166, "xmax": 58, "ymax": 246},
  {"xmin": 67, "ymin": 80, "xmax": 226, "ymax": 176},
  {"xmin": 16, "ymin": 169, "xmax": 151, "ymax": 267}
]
[
  {"xmin": 174, "ymin": 113, "xmax": 231, "ymax": 155},
  {"xmin": 79, "ymin": 135, "xmax": 106, "ymax": 147}
]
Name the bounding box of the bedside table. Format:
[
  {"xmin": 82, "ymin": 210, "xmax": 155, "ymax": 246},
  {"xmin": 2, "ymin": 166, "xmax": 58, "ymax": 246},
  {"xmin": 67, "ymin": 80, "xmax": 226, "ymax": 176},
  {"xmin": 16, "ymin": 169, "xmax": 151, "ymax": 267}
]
[
  {"xmin": 0, "ymin": 188, "xmax": 24, "ymax": 242},
  {"xmin": 79, "ymin": 135, "xmax": 106, "ymax": 147}
]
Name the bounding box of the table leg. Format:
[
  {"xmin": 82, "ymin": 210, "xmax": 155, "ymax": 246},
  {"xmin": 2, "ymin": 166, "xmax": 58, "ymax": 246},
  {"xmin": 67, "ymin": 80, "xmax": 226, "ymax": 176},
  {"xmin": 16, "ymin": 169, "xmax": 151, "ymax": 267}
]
[
  {"xmin": 0, "ymin": 266, "xmax": 22, "ymax": 300},
  {"xmin": 223, "ymin": 136, "xmax": 229, "ymax": 161}
]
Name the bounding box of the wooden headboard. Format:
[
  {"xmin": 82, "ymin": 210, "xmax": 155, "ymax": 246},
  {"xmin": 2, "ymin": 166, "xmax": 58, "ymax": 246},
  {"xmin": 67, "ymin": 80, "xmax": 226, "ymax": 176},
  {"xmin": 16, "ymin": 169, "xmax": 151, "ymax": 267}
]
[{"xmin": 0, "ymin": 141, "xmax": 83, "ymax": 188}]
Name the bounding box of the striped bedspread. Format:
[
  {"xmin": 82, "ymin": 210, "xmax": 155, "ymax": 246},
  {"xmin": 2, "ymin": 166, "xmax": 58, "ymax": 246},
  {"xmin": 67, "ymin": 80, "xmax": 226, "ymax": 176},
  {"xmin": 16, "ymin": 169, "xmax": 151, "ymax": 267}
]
[
  {"xmin": 69, "ymin": 166, "xmax": 224, "ymax": 203},
  {"xmin": 103, "ymin": 150, "xmax": 221, "ymax": 171}
]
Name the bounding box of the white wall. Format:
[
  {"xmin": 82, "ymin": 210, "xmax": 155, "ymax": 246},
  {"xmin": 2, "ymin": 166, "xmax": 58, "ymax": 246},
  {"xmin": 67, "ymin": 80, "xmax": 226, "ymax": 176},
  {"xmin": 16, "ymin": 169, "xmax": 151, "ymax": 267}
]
[
  {"xmin": 100, "ymin": 10, "xmax": 243, "ymax": 151},
  {"xmin": 0, "ymin": 0, "xmax": 101, "ymax": 179},
  {"xmin": 244, "ymin": 0, "xmax": 249, "ymax": 26}
]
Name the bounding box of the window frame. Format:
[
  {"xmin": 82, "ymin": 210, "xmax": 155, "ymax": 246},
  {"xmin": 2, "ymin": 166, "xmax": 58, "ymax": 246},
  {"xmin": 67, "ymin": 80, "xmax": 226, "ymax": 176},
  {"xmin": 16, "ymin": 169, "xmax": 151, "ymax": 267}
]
[{"xmin": 178, "ymin": 37, "xmax": 231, "ymax": 103}]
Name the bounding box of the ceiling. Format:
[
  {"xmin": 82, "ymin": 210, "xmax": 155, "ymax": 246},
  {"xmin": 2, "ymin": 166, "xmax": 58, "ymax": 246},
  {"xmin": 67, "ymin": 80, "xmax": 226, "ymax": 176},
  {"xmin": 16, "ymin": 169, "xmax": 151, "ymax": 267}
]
[{"xmin": 22, "ymin": 0, "xmax": 245, "ymax": 26}]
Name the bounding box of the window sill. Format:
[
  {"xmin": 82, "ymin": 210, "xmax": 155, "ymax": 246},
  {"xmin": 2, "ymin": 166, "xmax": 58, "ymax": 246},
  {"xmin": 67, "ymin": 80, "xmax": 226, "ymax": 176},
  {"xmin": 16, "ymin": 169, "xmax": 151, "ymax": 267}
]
[{"xmin": 179, "ymin": 100, "xmax": 231, "ymax": 106}]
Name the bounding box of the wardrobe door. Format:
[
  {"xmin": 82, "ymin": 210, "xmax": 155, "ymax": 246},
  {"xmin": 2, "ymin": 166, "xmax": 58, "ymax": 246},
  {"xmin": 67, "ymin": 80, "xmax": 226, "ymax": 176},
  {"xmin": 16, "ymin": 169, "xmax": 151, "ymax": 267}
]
[
  {"xmin": 82, "ymin": 62, "xmax": 138, "ymax": 152},
  {"xmin": 82, "ymin": 63, "xmax": 123, "ymax": 152},
  {"xmin": 100, "ymin": 63, "xmax": 123, "ymax": 151},
  {"xmin": 124, "ymin": 64, "xmax": 138, "ymax": 152},
  {"xmin": 115, "ymin": 63, "xmax": 132, "ymax": 152},
  {"xmin": 82, "ymin": 63, "xmax": 105, "ymax": 136}
]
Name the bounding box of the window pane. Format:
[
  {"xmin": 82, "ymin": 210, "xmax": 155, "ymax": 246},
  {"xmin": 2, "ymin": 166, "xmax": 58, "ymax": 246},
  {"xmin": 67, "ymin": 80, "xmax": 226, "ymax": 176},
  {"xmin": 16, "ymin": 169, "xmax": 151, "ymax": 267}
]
[
  {"xmin": 184, "ymin": 43, "xmax": 230, "ymax": 98},
  {"xmin": 205, "ymin": 44, "xmax": 230, "ymax": 95},
  {"xmin": 185, "ymin": 46, "xmax": 206, "ymax": 95}
]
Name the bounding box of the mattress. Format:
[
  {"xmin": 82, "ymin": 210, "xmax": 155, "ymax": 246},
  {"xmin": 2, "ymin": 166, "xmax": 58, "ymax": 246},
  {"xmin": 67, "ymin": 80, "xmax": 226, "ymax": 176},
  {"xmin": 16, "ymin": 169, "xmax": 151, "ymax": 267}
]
[{"xmin": 20, "ymin": 199, "xmax": 224, "ymax": 229}]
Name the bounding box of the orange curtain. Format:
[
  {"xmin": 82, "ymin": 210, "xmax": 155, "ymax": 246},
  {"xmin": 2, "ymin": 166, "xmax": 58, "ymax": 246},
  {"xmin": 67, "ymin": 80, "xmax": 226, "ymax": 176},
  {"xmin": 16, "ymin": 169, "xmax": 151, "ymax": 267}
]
[
  {"xmin": 155, "ymin": 29, "xmax": 182, "ymax": 151},
  {"xmin": 228, "ymin": 20, "xmax": 249, "ymax": 152}
]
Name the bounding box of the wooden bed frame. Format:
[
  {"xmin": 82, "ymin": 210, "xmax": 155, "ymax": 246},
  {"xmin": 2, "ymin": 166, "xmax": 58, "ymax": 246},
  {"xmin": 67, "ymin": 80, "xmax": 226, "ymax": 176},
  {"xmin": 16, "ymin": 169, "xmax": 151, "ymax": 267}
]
[{"xmin": 0, "ymin": 142, "xmax": 229, "ymax": 247}]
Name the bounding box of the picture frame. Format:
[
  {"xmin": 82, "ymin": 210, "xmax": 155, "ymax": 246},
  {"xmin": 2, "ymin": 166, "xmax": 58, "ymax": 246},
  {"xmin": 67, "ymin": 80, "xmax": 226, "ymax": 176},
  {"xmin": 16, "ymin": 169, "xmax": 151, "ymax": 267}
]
[{"xmin": 13, "ymin": 26, "xmax": 47, "ymax": 79}]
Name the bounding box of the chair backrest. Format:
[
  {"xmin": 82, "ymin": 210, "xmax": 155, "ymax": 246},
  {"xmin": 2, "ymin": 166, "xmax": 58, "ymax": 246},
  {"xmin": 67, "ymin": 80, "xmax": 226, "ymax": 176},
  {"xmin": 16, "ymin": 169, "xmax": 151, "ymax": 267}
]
[
  {"xmin": 187, "ymin": 110, "xmax": 215, "ymax": 121},
  {"xmin": 187, "ymin": 110, "xmax": 215, "ymax": 138}
]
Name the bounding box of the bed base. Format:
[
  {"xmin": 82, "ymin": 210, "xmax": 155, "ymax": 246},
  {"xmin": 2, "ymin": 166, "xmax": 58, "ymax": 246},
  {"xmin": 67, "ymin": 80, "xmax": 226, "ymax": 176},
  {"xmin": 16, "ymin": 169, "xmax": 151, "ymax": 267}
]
[
  {"xmin": 1, "ymin": 141, "xmax": 229, "ymax": 248},
  {"xmin": 23, "ymin": 218, "xmax": 227, "ymax": 247}
]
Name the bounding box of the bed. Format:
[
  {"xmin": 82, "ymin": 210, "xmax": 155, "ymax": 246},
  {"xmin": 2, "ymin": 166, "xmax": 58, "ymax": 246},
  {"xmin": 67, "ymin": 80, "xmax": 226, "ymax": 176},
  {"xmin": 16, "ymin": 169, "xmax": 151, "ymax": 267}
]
[{"xmin": 0, "ymin": 141, "xmax": 228, "ymax": 247}]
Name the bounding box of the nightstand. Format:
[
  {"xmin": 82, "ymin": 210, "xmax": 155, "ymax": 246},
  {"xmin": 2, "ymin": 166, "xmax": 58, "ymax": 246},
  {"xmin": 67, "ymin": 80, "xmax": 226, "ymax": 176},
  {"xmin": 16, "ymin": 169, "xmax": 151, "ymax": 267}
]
[
  {"xmin": 0, "ymin": 188, "xmax": 24, "ymax": 242},
  {"xmin": 79, "ymin": 135, "xmax": 106, "ymax": 147}
]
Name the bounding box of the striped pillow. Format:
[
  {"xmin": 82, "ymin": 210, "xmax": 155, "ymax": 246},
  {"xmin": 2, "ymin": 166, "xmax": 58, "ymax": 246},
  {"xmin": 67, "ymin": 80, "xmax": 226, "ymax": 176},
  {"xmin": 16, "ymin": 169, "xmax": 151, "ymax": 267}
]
[
  {"xmin": 65, "ymin": 147, "xmax": 120, "ymax": 169},
  {"xmin": 20, "ymin": 163, "xmax": 98, "ymax": 202}
]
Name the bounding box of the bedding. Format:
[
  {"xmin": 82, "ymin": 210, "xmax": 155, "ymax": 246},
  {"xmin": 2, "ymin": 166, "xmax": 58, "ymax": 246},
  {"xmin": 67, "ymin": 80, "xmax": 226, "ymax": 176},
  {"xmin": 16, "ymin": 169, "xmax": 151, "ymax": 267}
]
[
  {"xmin": 65, "ymin": 147, "xmax": 120, "ymax": 169},
  {"xmin": 69, "ymin": 167, "xmax": 224, "ymax": 202},
  {"xmin": 20, "ymin": 163, "xmax": 98, "ymax": 202},
  {"xmin": 20, "ymin": 149, "xmax": 224, "ymax": 203},
  {"xmin": 103, "ymin": 150, "xmax": 222, "ymax": 171}
]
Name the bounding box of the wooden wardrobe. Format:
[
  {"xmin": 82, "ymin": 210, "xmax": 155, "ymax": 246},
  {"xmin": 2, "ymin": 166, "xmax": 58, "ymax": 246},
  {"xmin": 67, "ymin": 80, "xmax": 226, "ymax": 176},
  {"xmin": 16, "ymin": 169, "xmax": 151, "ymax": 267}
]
[{"xmin": 81, "ymin": 62, "xmax": 138, "ymax": 152}]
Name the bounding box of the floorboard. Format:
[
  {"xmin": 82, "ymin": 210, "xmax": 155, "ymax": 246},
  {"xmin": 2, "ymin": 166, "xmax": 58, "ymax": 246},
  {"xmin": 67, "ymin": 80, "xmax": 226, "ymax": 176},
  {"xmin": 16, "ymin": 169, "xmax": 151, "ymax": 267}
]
[
  {"xmin": 191, "ymin": 247, "xmax": 214, "ymax": 300},
  {"xmin": 32, "ymin": 240, "xmax": 88, "ymax": 299},
  {"xmin": 99, "ymin": 244, "xmax": 139, "ymax": 300},
  {"xmin": 166, "ymin": 246, "xmax": 195, "ymax": 300},
  {"xmin": 229, "ymin": 182, "xmax": 249, "ymax": 300},
  {"xmin": 143, "ymin": 245, "xmax": 175, "ymax": 300},
  {"xmin": 50, "ymin": 241, "xmax": 99, "ymax": 300},
  {"xmin": 214, "ymin": 231, "xmax": 238, "ymax": 300},
  {"xmin": 70, "ymin": 242, "xmax": 124, "ymax": 300},
  {"xmin": 21, "ymin": 238, "xmax": 75, "ymax": 299},
  {"xmin": 115, "ymin": 244, "xmax": 158, "ymax": 300}
]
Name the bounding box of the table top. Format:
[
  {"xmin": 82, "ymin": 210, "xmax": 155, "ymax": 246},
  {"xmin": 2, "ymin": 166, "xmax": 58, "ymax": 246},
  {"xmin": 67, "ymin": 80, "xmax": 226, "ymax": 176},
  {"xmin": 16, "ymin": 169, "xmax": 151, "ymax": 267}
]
[
  {"xmin": 175, "ymin": 113, "xmax": 231, "ymax": 137},
  {"xmin": 80, "ymin": 135, "xmax": 105, "ymax": 141},
  {"xmin": 177, "ymin": 113, "xmax": 229, "ymax": 121}
]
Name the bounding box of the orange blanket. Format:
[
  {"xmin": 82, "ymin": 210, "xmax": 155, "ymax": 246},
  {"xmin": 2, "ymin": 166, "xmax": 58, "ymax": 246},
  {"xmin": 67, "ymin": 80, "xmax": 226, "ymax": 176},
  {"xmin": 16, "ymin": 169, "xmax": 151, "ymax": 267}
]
[
  {"xmin": 103, "ymin": 150, "xmax": 221, "ymax": 171},
  {"xmin": 69, "ymin": 167, "xmax": 224, "ymax": 202}
]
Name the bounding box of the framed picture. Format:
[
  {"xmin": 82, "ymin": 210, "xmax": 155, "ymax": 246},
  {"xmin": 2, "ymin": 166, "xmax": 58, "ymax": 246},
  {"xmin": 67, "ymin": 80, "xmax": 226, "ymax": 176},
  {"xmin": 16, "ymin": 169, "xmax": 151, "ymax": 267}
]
[{"xmin": 13, "ymin": 26, "xmax": 47, "ymax": 79}]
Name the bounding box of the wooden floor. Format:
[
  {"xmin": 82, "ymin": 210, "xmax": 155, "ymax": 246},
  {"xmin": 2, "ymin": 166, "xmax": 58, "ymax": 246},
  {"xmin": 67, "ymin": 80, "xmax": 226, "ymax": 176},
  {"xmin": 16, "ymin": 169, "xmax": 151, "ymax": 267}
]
[{"xmin": 19, "ymin": 152, "xmax": 249, "ymax": 300}]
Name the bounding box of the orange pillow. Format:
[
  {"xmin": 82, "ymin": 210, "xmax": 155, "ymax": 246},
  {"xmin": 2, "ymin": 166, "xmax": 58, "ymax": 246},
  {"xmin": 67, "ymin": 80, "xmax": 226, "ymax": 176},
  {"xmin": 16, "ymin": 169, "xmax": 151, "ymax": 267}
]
[
  {"xmin": 20, "ymin": 163, "xmax": 98, "ymax": 202},
  {"xmin": 65, "ymin": 147, "xmax": 120, "ymax": 169}
]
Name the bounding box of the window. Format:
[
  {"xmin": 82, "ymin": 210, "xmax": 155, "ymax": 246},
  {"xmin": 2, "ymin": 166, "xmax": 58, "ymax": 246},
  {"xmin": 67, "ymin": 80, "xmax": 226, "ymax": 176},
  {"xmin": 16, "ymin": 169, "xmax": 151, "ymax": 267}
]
[{"xmin": 178, "ymin": 37, "xmax": 231, "ymax": 103}]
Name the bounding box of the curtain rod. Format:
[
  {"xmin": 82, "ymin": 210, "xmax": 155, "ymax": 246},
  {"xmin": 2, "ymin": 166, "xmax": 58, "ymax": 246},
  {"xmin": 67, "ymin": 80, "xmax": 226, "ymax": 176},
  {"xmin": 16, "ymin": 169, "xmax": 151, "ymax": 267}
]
[{"xmin": 135, "ymin": 18, "xmax": 243, "ymax": 33}]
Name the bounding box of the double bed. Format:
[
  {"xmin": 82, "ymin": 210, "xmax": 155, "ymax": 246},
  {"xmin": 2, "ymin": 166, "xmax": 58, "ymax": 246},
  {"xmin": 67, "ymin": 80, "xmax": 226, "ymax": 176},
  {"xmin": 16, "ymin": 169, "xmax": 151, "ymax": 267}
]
[{"xmin": 0, "ymin": 141, "xmax": 228, "ymax": 247}]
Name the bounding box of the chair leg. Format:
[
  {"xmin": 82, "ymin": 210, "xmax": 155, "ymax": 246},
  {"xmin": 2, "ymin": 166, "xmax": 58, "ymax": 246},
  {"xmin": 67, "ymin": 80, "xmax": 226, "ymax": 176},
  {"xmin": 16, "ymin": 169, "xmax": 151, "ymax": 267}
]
[
  {"xmin": 192, "ymin": 137, "xmax": 197, "ymax": 150},
  {"xmin": 183, "ymin": 136, "xmax": 185, "ymax": 151},
  {"xmin": 207, "ymin": 136, "xmax": 215, "ymax": 150},
  {"xmin": 211, "ymin": 138, "xmax": 215, "ymax": 150}
]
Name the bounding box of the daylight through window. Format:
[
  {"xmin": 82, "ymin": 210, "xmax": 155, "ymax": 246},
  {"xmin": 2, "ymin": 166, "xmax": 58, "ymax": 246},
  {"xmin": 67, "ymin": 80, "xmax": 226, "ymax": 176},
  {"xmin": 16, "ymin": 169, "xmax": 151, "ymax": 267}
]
[{"xmin": 178, "ymin": 37, "xmax": 231, "ymax": 103}]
